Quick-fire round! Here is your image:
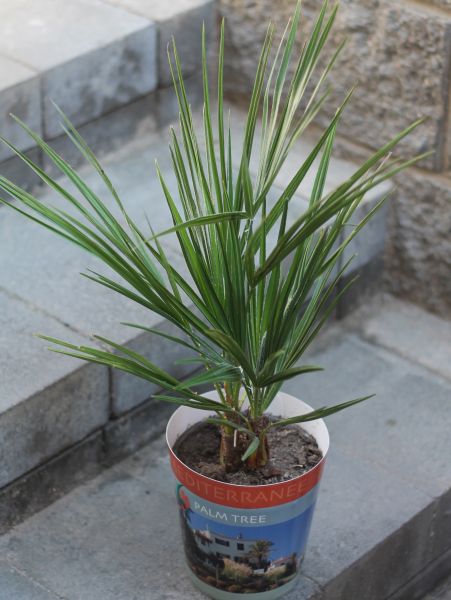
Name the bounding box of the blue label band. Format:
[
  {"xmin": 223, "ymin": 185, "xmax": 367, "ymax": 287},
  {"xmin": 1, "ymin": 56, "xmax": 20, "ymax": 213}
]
[
  {"xmin": 182, "ymin": 485, "xmax": 318, "ymax": 527},
  {"xmin": 176, "ymin": 483, "xmax": 318, "ymax": 595}
]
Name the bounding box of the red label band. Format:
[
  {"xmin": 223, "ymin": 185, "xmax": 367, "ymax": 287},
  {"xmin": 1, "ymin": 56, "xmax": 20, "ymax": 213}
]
[{"xmin": 169, "ymin": 450, "xmax": 325, "ymax": 509}]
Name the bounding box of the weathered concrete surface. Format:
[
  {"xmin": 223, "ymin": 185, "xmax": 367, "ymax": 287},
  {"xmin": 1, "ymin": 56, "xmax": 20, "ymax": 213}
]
[
  {"xmin": 0, "ymin": 0, "xmax": 151, "ymax": 70},
  {"xmin": 385, "ymin": 170, "xmax": 451, "ymax": 318},
  {"xmin": 0, "ymin": 0, "xmax": 158, "ymax": 137},
  {"xmin": 105, "ymin": 0, "xmax": 217, "ymax": 86},
  {"xmin": 0, "ymin": 560, "xmax": 59, "ymax": 600},
  {"xmin": 42, "ymin": 24, "xmax": 157, "ymax": 138},
  {"xmin": 111, "ymin": 325, "xmax": 196, "ymax": 415},
  {"xmin": 424, "ymin": 572, "xmax": 451, "ymax": 600},
  {"xmin": 0, "ymin": 56, "xmax": 41, "ymax": 162},
  {"xmin": 357, "ymin": 294, "xmax": 451, "ymax": 382},
  {"xmin": 0, "ymin": 147, "xmax": 43, "ymax": 194},
  {"xmin": 42, "ymin": 93, "xmax": 157, "ymax": 176},
  {"xmin": 0, "ymin": 0, "xmax": 214, "ymax": 191},
  {"xmin": 220, "ymin": 0, "xmax": 451, "ymax": 172}
]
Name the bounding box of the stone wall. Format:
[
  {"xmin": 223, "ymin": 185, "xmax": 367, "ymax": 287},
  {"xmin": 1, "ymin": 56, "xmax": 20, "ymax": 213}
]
[{"xmin": 220, "ymin": 0, "xmax": 451, "ymax": 317}]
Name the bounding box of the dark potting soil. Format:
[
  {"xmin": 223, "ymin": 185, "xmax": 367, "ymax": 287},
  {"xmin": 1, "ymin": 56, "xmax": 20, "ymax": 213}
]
[{"xmin": 173, "ymin": 419, "xmax": 322, "ymax": 485}]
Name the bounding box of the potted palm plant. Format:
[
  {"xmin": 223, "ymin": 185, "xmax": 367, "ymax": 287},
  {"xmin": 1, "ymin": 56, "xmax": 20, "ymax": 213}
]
[{"xmin": 0, "ymin": 1, "xmax": 426, "ymax": 597}]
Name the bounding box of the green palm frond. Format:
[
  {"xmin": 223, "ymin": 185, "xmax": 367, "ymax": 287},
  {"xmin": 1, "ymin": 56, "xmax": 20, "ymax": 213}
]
[{"xmin": 0, "ymin": 0, "xmax": 428, "ymax": 453}]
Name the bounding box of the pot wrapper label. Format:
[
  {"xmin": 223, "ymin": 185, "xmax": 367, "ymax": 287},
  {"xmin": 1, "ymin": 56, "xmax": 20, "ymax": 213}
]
[{"xmin": 176, "ymin": 483, "xmax": 319, "ymax": 595}]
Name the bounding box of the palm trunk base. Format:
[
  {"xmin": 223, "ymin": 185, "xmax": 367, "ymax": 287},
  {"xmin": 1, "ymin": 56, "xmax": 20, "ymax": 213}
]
[{"xmin": 219, "ymin": 418, "xmax": 270, "ymax": 473}]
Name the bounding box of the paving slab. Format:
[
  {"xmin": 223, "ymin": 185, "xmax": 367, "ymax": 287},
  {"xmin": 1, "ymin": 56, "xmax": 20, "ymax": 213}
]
[
  {"xmin": 340, "ymin": 192, "xmax": 389, "ymax": 274},
  {"xmin": 0, "ymin": 560, "xmax": 59, "ymax": 600},
  {"xmin": 358, "ymin": 295, "xmax": 451, "ymax": 383},
  {"xmin": 0, "ymin": 147, "xmax": 43, "ymax": 193},
  {"xmin": 284, "ymin": 331, "xmax": 451, "ymax": 500},
  {"xmin": 0, "ymin": 0, "xmax": 157, "ymax": 139},
  {"xmin": 0, "ymin": 133, "xmax": 179, "ymax": 341},
  {"xmin": 112, "ymin": 323, "xmax": 196, "ymax": 415},
  {"xmin": 0, "ymin": 131, "xmax": 196, "ymax": 417},
  {"xmin": 106, "ymin": 0, "xmax": 215, "ymax": 21},
  {"xmin": 41, "ymin": 92, "xmax": 158, "ymax": 177},
  {"xmin": 154, "ymin": 0, "xmax": 216, "ymax": 87},
  {"xmin": 0, "ymin": 0, "xmax": 151, "ymax": 71},
  {"xmin": 0, "ymin": 0, "xmax": 216, "ymax": 190}
]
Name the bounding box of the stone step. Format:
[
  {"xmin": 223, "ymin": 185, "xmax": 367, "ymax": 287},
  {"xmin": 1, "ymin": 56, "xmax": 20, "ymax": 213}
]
[
  {"xmin": 0, "ymin": 98, "xmax": 390, "ymax": 523},
  {"xmin": 0, "ymin": 0, "xmax": 214, "ymax": 189},
  {"xmin": 423, "ymin": 573, "xmax": 451, "ymax": 600},
  {"xmin": 1, "ymin": 303, "xmax": 450, "ymax": 599}
]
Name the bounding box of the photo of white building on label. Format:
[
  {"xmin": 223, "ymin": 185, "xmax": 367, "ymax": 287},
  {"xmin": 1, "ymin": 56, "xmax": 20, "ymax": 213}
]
[{"xmin": 194, "ymin": 528, "xmax": 261, "ymax": 564}]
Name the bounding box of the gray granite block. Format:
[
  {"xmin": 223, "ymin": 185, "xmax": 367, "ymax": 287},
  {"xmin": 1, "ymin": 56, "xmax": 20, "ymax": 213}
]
[
  {"xmin": 0, "ymin": 438, "xmax": 204, "ymax": 600},
  {"xmin": 43, "ymin": 23, "xmax": 157, "ymax": 138},
  {"xmin": 0, "ymin": 147, "xmax": 43, "ymax": 194},
  {"xmin": 0, "ymin": 206, "xmax": 150, "ymax": 341},
  {"xmin": 0, "ymin": 56, "xmax": 41, "ymax": 162},
  {"xmin": 302, "ymin": 448, "xmax": 435, "ymax": 599},
  {"xmin": 155, "ymin": 74, "xmax": 204, "ymax": 129},
  {"xmin": 0, "ymin": 560, "xmax": 59, "ymax": 600},
  {"xmin": 360, "ymin": 295, "xmax": 451, "ymax": 383},
  {"xmin": 336, "ymin": 257, "xmax": 385, "ymax": 319},
  {"xmin": 0, "ymin": 290, "xmax": 109, "ymax": 488},
  {"xmin": 112, "ymin": 322, "xmax": 197, "ymax": 415},
  {"xmin": 283, "ymin": 332, "xmax": 451, "ymax": 499},
  {"xmin": 0, "ymin": 430, "xmax": 105, "ymax": 535},
  {"xmin": 429, "ymin": 487, "xmax": 451, "ymax": 561},
  {"xmin": 338, "ymin": 189, "xmax": 389, "ymax": 275},
  {"xmin": 106, "ymin": 0, "xmax": 214, "ymax": 21},
  {"xmin": 422, "ymin": 565, "xmax": 451, "ymax": 600},
  {"xmin": 0, "ymin": 137, "xmax": 182, "ymax": 342},
  {"xmin": 103, "ymin": 398, "xmax": 176, "ymax": 463},
  {"xmin": 0, "ymin": 0, "xmax": 158, "ymax": 139},
  {"xmin": 0, "ymin": 360, "xmax": 108, "ymax": 490},
  {"xmin": 42, "ymin": 92, "xmax": 158, "ymax": 178},
  {"xmin": 156, "ymin": 0, "xmax": 216, "ymax": 87},
  {"xmin": 103, "ymin": 0, "xmax": 217, "ymax": 86},
  {"xmin": 0, "ymin": 0, "xmax": 152, "ymax": 70}
]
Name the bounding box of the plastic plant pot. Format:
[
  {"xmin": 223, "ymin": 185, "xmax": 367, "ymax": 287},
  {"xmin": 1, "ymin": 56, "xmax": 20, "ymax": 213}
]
[{"xmin": 166, "ymin": 390, "xmax": 329, "ymax": 599}]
